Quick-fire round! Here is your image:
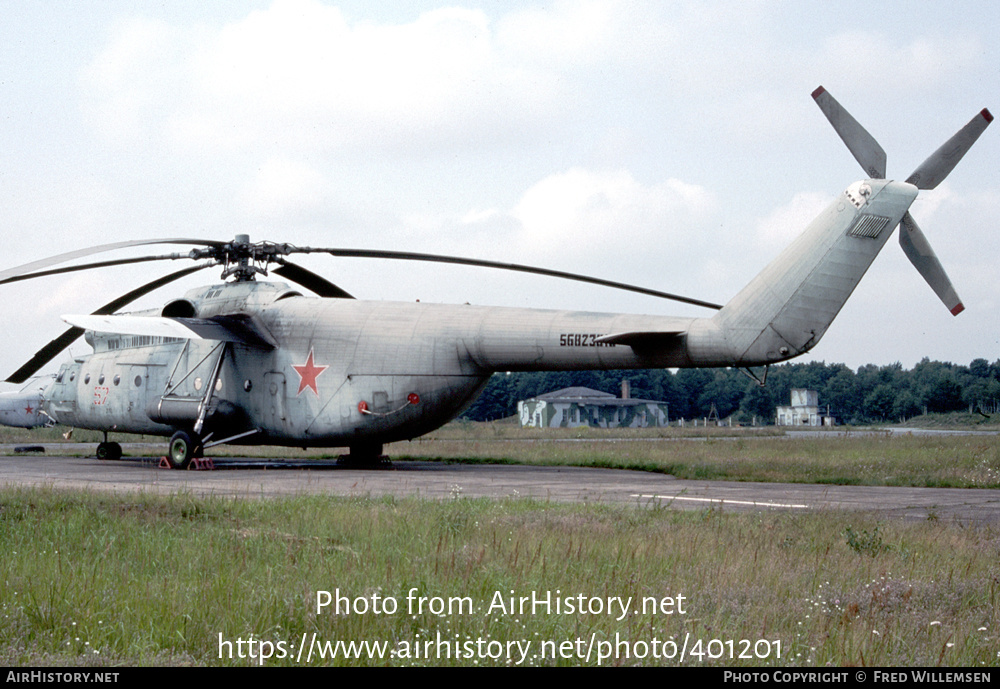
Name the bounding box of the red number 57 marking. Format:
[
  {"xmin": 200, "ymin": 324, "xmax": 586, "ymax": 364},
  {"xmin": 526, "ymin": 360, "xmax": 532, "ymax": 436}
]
[{"xmin": 93, "ymin": 387, "xmax": 109, "ymax": 405}]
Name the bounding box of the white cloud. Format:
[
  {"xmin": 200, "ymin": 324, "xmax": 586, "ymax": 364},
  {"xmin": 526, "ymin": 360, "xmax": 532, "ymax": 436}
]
[
  {"xmin": 83, "ymin": 0, "xmax": 570, "ymax": 156},
  {"xmin": 754, "ymin": 191, "xmax": 833, "ymax": 248},
  {"xmin": 497, "ymin": 0, "xmax": 632, "ymax": 66},
  {"xmin": 510, "ymin": 168, "xmax": 714, "ymax": 268}
]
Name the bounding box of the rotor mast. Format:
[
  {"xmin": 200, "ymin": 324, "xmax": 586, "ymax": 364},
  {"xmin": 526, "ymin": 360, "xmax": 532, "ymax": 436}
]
[{"xmin": 219, "ymin": 234, "xmax": 266, "ymax": 282}]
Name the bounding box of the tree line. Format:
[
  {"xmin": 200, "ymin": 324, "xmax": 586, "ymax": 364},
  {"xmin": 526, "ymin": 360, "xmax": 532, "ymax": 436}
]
[{"xmin": 461, "ymin": 358, "xmax": 1000, "ymax": 425}]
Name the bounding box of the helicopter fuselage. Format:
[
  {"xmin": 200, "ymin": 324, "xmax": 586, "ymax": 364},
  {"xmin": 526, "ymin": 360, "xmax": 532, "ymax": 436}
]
[{"xmin": 41, "ymin": 279, "xmax": 718, "ymax": 448}]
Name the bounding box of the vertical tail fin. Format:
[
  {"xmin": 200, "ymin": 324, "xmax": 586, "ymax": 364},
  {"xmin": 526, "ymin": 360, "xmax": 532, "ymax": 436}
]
[{"xmin": 709, "ymin": 179, "xmax": 917, "ymax": 365}]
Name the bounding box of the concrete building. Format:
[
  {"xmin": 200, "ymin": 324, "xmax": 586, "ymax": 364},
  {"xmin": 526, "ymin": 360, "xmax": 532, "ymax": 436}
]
[
  {"xmin": 776, "ymin": 389, "xmax": 835, "ymax": 426},
  {"xmin": 518, "ymin": 382, "xmax": 669, "ymax": 428}
]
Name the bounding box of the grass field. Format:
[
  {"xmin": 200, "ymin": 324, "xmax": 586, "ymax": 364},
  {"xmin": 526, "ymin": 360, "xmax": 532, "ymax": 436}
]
[
  {"xmin": 1, "ymin": 421, "xmax": 998, "ymax": 666},
  {"xmin": 391, "ymin": 427, "xmax": 1000, "ymax": 489},
  {"xmin": 5, "ymin": 420, "xmax": 998, "ymax": 489},
  {"xmin": 0, "ymin": 488, "xmax": 997, "ymax": 667}
]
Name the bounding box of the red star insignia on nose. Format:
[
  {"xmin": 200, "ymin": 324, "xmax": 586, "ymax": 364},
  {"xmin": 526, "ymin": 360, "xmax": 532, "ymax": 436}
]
[
  {"xmin": 292, "ymin": 348, "xmax": 328, "ymax": 396},
  {"xmin": 24, "ymin": 404, "xmax": 34, "ymax": 415}
]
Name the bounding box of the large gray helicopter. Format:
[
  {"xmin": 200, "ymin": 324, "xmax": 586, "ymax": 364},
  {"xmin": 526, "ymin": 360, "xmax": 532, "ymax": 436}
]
[{"xmin": 0, "ymin": 88, "xmax": 990, "ymax": 467}]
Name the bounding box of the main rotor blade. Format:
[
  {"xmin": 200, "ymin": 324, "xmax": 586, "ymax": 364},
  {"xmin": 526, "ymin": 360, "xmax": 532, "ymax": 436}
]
[
  {"xmin": 0, "ymin": 238, "xmax": 222, "ymax": 284},
  {"xmin": 272, "ymin": 260, "xmax": 355, "ymax": 299},
  {"xmin": 5, "ymin": 263, "xmax": 213, "ymax": 384},
  {"xmin": 905, "ymin": 108, "xmax": 993, "ymax": 190},
  {"xmin": 288, "ymin": 247, "xmax": 723, "ymax": 310},
  {"xmin": 898, "ymin": 212, "xmax": 963, "ymax": 316},
  {"xmin": 0, "ymin": 252, "xmax": 198, "ymax": 286},
  {"xmin": 812, "ymin": 86, "xmax": 887, "ymax": 179}
]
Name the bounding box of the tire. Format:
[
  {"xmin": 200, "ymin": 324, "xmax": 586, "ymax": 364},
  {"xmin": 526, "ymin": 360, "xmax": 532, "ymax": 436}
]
[
  {"xmin": 168, "ymin": 431, "xmax": 196, "ymax": 470},
  {"xmin": 340, "ymin": 442, "xmax": 387, "ymax": 467},
  {"xmin": 96, "ymin": 441, "xmax": 123, "ymax": 461}
]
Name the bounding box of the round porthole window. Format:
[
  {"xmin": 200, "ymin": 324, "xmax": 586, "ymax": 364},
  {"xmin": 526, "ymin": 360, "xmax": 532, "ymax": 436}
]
[
  {"xmin": 98, "ymin": 374, "xmax": 105, "ymax": 385},
  {"xmin": 113, "ymin": 374, "xmax": 121, "ymax": 386},
  {"xmin": 84, "ymin": 374, "xmax": 91, "ymax": 384},
  {"xmin": 244, "ymin": 380, "xmax": 253, "ymax": 392},
  {"xmin": 134, "ymin": 376, "xmax": 142, "ymax": 388}
]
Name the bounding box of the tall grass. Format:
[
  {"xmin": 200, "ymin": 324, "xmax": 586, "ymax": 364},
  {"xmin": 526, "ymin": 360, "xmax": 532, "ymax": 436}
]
[
  {"xmin": 1, "ymin": 488, "xmax": 996, "ymax": 666},
  {"xmin": 392, "ymin": 431, "xmax": 1000, "ymax": 488}
]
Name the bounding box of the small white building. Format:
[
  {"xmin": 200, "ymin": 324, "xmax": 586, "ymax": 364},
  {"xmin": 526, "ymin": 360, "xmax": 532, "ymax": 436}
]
[
  {"xmin": 518, "ymin": 383, "xmax": 669, "ymax": 428},
  {"xmin": 776, "ymin": 389, "xmax": 835, "ymax": 426}
]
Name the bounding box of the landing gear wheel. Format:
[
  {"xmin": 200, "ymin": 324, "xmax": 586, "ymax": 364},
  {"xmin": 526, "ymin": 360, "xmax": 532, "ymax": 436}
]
[
  {"xmin": 167, "ymin": 431, "xmax": 200, "ymax": 470},
  {"xmin": 96, "ymin": 441, "xmax": 122, "ymax": 461},
  {"xmin": 339, "ymin": 442, "xmax": 389, "ymax": 467}
]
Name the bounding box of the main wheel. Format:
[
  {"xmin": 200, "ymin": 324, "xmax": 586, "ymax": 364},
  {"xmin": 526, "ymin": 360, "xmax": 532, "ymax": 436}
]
[
  {"xmin": 167, "ymin": 431, "xmax": 198, "ymax": 470},
  {"xmin": 340, "ymin": 442, "xmax": 387, "ymax": 467},
  {"xmin": 96, "ymin": 441, "xmax": 123, "ymax": 461}
]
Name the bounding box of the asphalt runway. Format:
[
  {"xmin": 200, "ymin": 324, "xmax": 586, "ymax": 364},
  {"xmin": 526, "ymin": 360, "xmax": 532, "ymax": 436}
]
[{"xmin": 2, "ymin": 449, "xmax": 999, "ymax": 525}]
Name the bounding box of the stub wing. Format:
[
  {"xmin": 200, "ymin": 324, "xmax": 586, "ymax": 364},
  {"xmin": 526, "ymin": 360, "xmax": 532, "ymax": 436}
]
[{"xmin": 61, "ymin": 314, "xmax": 275, "ymax": 349}]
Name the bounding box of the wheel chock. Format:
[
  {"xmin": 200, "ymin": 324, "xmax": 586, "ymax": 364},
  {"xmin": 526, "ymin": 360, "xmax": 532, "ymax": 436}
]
[{"xmin": 157, "ymin": 456, "xmax": 215, "ymax": 470}]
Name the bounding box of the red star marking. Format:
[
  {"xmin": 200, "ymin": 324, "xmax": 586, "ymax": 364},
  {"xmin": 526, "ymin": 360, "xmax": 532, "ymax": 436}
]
[
  {"xmin": 292, "ymin": 348, "xmax": 328, "ymax": 396},
  {"xmin": 24, "ymin": 404, "xmax": 33, "ymax": 415}
]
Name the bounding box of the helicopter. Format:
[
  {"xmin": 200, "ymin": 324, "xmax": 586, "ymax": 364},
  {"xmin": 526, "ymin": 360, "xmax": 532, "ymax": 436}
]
[{"xmin": 0, "ymin": 88, "xmax": 991, "ymax": 468}]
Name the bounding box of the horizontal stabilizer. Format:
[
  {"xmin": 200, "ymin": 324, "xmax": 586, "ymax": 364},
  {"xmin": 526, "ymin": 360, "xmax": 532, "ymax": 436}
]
[
  {"xmin": 906, "ymin": 109, "xmax": 993, "ymax": 190},
  {"xmin": 596, "ymin": 331, "xmax": 684, "ymax": 352},
  {"xmin": 61, "ymin": 314, "xmax": 276, "ymax": 348}
]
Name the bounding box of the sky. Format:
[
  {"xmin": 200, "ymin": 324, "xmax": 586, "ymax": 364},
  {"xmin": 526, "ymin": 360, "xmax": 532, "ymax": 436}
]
[{"xmin": 1, "ymin": 0, "xmax": 998, "ymax": 388}]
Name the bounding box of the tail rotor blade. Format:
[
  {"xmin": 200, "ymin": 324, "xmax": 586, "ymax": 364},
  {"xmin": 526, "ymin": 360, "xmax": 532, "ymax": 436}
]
[
  {"xmin": 906, "ymin": 108, "xmax": 993, "ymax": 190},
  {"xmin": 898, "ymin": 212, "xmax": 963, "ymax": 316},
  {"xmin": 812, "ymin": 86, "xmax": 887, "ymax": 179}
]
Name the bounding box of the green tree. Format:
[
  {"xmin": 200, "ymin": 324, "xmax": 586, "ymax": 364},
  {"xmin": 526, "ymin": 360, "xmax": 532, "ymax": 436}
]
[{"xmin": 863, "ymin": 384, "xmax": 896, "ymax": 422}]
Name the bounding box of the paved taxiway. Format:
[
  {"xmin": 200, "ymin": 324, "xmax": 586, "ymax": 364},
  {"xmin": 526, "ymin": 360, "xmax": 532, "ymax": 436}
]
[{"xmin": 2, "ymin": 451, "xmax": 999, "ymax": 524}]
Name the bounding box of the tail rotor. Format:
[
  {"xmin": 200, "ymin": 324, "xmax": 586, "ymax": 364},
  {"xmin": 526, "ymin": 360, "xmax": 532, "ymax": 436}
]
[{"xmin": 812, "ymin": 86, "xmax": 991, "ymax": 316}]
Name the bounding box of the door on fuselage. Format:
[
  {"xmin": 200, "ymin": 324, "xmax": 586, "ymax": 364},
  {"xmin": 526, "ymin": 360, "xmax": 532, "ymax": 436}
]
[{"xmin": 263, "ymin": 371, "xmax": 287, "ymax": 436}]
